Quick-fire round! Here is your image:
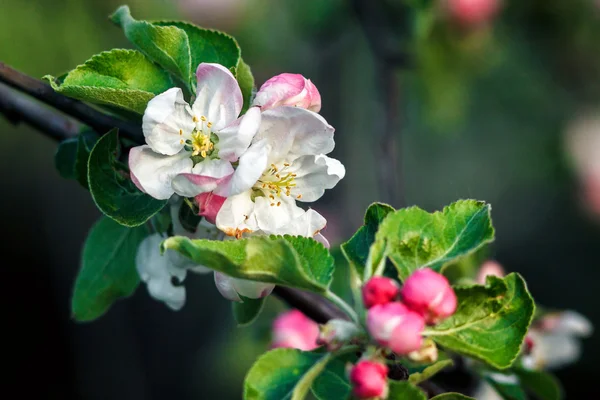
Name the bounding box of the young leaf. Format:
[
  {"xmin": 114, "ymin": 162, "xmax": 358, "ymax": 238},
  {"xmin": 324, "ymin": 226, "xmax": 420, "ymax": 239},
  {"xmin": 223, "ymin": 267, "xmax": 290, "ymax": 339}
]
[
  {"xmin": 341, "ymin": 203, "xmax": 395, "ymax": 279},
  {"xmin": 387, "ymin": 381, "xmax": 427, "ymax": 400},
  {"xmin": 88, "ymin": 129, "xmax": 167, "ymax": 227},
  {"xmin": 425, "ymin": 273, "xmax": 535, "ymax": 369},
  {"xmin": 72, "ymin": 217, "xmax": 147, "ymax": 321},
  {"xmin": 237, "ymin": 58, "xmax": 255, "ymax": 113},
  {"xmin": 368, "ymin": 199, "xmax": 494, "ymax": 280},
  {"xmin": 55, "ymin": 131, "xmax": 99, "ymax": 188},
  {"xmin": 162, "ymin": 235, "xmax": 335, "ymax": 293},
  {"xmin": 44, "ymin": 49, "xmax": 171, "ymax": 114},
  {"xmin": 232, "ymin": 296, "xmax": 266, "ymax": 326},
  {"xmin": 515, "ymin": 368, "xmax": 563, "ymax": 400},
  {"xmin": 110, "ymin": 6, "xmax": 191, "ymax": 87},
  {"xmin": 408, "ymin": 359, "xmax": 454, "ymax": 385},
  {"xmin": 430, "ymin": 394, "xmax": 476, "ymax": 400},
  {"xmin": 244, "ymin": 349, "xmax": 332, "ymax": 400},
  {"xmin": 311, "ymin": 358, "xmax": 352, "ymax": 400}
]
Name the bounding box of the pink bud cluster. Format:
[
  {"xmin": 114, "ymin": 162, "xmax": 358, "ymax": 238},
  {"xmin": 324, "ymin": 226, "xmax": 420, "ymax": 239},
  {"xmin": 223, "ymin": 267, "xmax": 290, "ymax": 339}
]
[{"xmin": 364, "ymin": 269, "xmax": 457, "ymax": 355}]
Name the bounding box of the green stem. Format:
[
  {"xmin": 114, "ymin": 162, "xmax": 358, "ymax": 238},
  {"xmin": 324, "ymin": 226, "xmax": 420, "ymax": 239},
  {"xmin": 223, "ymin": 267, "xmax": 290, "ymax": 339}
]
[{"xmin": 325, "ymin": 290, "xmax": 359, "ymax": 323}]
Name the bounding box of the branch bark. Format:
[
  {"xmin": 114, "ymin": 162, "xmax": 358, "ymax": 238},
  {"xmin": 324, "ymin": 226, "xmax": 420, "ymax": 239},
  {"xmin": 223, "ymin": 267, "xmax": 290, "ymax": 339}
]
[{"xmin": 0, "ymin": 62, "xmax": 142, "ymax": 141}]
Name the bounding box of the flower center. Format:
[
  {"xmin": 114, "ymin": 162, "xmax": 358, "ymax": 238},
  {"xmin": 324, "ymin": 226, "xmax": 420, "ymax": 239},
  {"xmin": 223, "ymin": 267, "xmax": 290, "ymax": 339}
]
[
  {"xmin": 183, "ymin": 115, "xmax": 218, "ymax": 161},
  {"xmin": 253, "ymin": 162, "xmax": 302, "ymax": 206}
]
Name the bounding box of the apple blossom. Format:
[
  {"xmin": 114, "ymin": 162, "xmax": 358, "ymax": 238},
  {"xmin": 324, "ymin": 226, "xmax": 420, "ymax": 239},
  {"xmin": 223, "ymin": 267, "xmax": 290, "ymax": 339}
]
[
  {"xmin": 366, "ymin": 302, "xmax": 425, "ymax": 354},
  {"xmin": 271, "ymin": 309, "xmax": 320, "ymax": 351},
  {"xmin": 253, "ymin": 73, "xmax": 321, "ymax": 112},
  {"xmin": 129, "ymin": 62, "xmax": 261, "ymax": 200},
  {"xmin": 349, "ymin": 360, "xmax": 389, "ymax": 399},
  {"xmin": 362, "ymin": 276, "xmax": 400, "ymax": 309},
  {"xmin": 400, "ymin": 268, "xmax": 457, "ymax": 324},
  {"xmin": 215, "ymin": 106, "xmax": 344, "ymax": 238}
]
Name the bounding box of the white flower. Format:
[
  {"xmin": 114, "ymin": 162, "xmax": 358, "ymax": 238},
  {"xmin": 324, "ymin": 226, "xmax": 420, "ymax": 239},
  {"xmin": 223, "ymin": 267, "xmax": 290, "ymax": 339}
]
[
  {"xmin": 135, "ymin": 200, "xmax": 218, "ymax": 310},
  {"xmin": 129, "ymin": 63, "xmax": 261, "ymax": 200},
  {"xmin": 213, "ymin": 207, "xmax": 330, "ymax": 301},
  {"xmin": 523, "ymin": 310, "xmax": 593, "ymax": 370},
  {"xmin": 215, "ymin": 106, "xmax": 345, "ymax": 237}
]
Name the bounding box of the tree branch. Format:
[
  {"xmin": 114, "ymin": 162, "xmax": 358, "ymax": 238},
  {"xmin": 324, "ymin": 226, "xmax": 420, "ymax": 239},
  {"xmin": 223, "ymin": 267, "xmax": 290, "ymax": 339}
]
[
  {"xmin": 274, "ymin": 287, "xmax": 348, "ymax": 324},
  {"xmin": 0, "ymin": 62, "xmax": 142, "ymax": 141}
]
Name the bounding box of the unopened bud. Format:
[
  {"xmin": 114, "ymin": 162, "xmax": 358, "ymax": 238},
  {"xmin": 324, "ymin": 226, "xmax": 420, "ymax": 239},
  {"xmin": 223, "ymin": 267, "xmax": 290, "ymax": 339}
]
[
  {"xmin": 349, "ymin": 360, "xmax": 389, "ymax": 399},
  {"xmin": 362, "ymin": 276, "xmax": 400, "ymax": 309},
  {"xmin": 253, "ymin": 73, "xmax": 321, "ymax": 112},
  {"xmin": 367, "ymin": 302, "xmax": 425, "ymax": 354},
  {"xmin": 401, "ymin": 268, "xmax": 457, "ymax": 324},
  {"xmin": 271, "ymin": 309, "xmax": 319, "ymax": 351}
]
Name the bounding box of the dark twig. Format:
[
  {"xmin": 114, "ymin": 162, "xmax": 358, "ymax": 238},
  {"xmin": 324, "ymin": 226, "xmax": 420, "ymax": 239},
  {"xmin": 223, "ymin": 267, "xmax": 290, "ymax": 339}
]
[
  {"xmin": 273, "ymin": 287, "xmax": 348, "ymax": 324},
  {"xmin": 351, "ymin": 0, "xmax": 405, "ymax": 207},
  {"xmin": 0, "ymin": 83, "xmax": 80, "ymax": 141},
  {"xmin": 0, "ymin": 62, "xmax": 142, "ymax": 141}
]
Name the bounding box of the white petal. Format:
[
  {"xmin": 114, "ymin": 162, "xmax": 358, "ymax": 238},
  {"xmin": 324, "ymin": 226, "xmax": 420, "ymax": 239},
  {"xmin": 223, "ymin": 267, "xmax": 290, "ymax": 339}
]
[
  {"xmin": 129, "ymin": 146, "xmax": 193, "ymax": 200},
  {"xmin": 221, "ymin": 139, "xmax": 269, "ymax": 196},
  {"xmin": 192, "ymin": 63, "xmax": 243, "ymax": 131},
  {"xmin": 555, "ymin": 311, "xmax": 593, "ymax": 337},
  {"xmin": 314, "ymin": 233, "xmax": 330, "ymax": 248},
  {"xmin": 216, "ymin": 106, "xmax": 262, "ymax": 162},
  {"xmin": 142, "ymin": 88, "xmax": 195, "ymax": 155},
  {"xmin": 274, "ymin": 208, "xmax": 327, "ymax": 237},
  {"xmin": 255, "ymin": 107, "xmax": 335, "ymax": 163},
  {"xmin": 253, "ymin": 196, "xmax": 304, "ymax": 234},
  {"xmin": 215, "ymin": 191, "xmax": 258, "ymax": 236},
  {"xmin": 532, "ymin": 332, "xmax": 582, "ymax": 369},
  {"xmin": 233, "ymin": 279, "xmax": 274, "ymax": 299},
  {"xmin": 136, "ymin": 234, "xmax": 186, "ymax": 310},
  {"xmin": 287, "ymin": 154, "xmax": 345, "ymax": 202},
  {"xmin": 171, "ymin": 158, "xmax": 234, "ymax": 197},
  {"xmin": 214, "ymin": 271, "xmax": 242, "ymax": 301}
]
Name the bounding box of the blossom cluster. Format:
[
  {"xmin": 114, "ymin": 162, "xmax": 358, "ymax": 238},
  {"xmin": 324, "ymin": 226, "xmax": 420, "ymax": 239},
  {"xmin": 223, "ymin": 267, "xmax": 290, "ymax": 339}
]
[{"xmin": 132, "ymin": 64, "xmax": 344, "ymax": 308}]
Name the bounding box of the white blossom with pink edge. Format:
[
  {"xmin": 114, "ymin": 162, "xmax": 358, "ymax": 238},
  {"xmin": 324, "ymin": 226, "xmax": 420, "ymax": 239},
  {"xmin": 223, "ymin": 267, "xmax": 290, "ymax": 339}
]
[
  {"xmin": 213, "ymin": 207, "xmax": 330, "ymax": 302},
  {"xmin": 129, "ymin": 62, "xmax": 261, "ymax": 200},
  {"xmin": 253, "ymin": 73, "xmax": 321, "ymax": 112},
  {"xmin": 215, "ymin": 106, "xmax": 344, "ymax": 238},
  {"xmin": 271, "ymin": 309, "xmax": 320, "ymax": 351}
]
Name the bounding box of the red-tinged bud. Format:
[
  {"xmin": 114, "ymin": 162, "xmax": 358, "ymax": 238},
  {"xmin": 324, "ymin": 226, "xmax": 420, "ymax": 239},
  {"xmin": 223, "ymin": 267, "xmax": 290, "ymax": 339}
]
[
  {"xmin": 476, "ymin": 260, "xmax": 505, "ymax": 284},
  {"xmin": 349, "ymin": 360, "xmax": 389, "ymax": 399},
  {"xmin": 366, "ymin": 302, "xmax": 425, "ymax": 354},
  {"xmin": 400, "ymin": 268, "xmax": 457, "ymax": 325},
  {"xmin": 362, "ymin": 276, "xmax": 401, "ymax": 309},
  {"xmin": 271, "ymin": 309, "xmax": 320, "ymax": 351},
  {"xmin": 253, "ymin": 73, "xmax": 321, "ymax": 112},
  {"xmin": 445, "ymin": 0, "xmax": 502, "ymax": 27}
]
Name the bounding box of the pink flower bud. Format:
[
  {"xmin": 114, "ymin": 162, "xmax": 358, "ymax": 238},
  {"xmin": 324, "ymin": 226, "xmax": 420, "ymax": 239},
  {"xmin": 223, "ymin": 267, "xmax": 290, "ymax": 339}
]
[
  {"xmin": 401, "ymin": 268, "xmax": 457, "ymax": 324},
  {"xmin": 195, "ymin": 191, "xmax": 226, "ymax": 225},
  {"xmin": 349, "ymin": 360, "xmax": 389, "ymax": 399},
  {"xmin": 253, "ymin": 73, "xmax": 321, "ymax": 112},
  {"xmin": 476, "ymin": 260, "xmax": 505, "ymax": 284},
  {"xmin": 445, "ymin": 0, "xmax": 502, "ymax": 27},
  {"xmin": 366, "ymin": 302, "xmax": 425, "ymax": 354},
  {"xmin": 362, "ymin": 276, "xmax": 400, "ymax": 309},
  {"xmin": 271, "ymin": 309, "xmax": 320, "ymax": 351}
]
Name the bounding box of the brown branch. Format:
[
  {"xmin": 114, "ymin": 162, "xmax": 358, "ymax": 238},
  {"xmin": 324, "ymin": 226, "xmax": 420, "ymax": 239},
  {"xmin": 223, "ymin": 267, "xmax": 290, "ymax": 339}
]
[
  {"xmin": 0, "ymin": 62, "xmax": 142, "ymax": 141},
  {"xmin": 0, "ymin": 83, "xmax": 80, "ymax": 141},
  {"xmin": 273, "ymin": 287, "xmax": 348, "ymax": 324}
]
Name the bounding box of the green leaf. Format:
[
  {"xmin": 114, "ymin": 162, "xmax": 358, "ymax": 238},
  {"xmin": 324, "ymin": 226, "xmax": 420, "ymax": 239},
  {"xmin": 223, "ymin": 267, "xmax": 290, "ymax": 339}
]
[
  {"xmin": 408, "ymin": 359, "xmax": 453, "ymax": 385},
  {"xmin": 162, "ymin": 235, "xmax": 335, "ymax": 293},
  {"xmin": 425, "ymin": 273, "xmax": 535, "ymax": 369},
  {"xmin": 484, "ymin": 373, "xmax": 527, "ymax": 400},
  {"xmin": 244, "ymin": 349, "xmax": 331, "ymax": 400},
  {"xmin": 237, "ymin": 58, "xmax": 255, "ymax": 113},
  {"xmin": 154, "ymin": 20, "xmax": 241, "ymax": 71},
  {"xmin": 110, "ymin": 6, "xmax": 191, "ymax": 87},
  {"xmin": 88, "ymin": 129, "xmax": 167, "ymax": 227},
  {"xmin": 341, "ymin": 202, "xmax": 395, "ymax": 279},
  {"xmin": 388, "ymin": 381, "xmax": 427, "ymax": 400},
  {"xmin": 55, "ymin": 137, "xmax": 78, "ymax": 180},
  {"xmin": 311, "ymin": 358, "xmax": 352, "ymax": 400},
  {"xmin": 44, "ymin": 49, "xmax": 172, "ymax": 114},
  {"xmin": 232, "ymin": 296, "xmax": 266, "ymax": 326},
  {"xmin": 430, "ymin": 394, "xmax": 476, "ymax": 400},
  {"xmin": 72, "ymin": 217, "xmax": 147, "ymax": 321},
  {"xmin": 54, "ymin": 131, "xmax": 99, "ymax": 188},
  {"xmin": 515, "ymin": 368, "xmax": 563, "ymax": 400}
]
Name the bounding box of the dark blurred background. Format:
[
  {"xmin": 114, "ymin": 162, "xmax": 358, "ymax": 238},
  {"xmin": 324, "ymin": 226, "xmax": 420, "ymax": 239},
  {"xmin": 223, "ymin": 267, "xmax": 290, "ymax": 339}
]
[{"xmin": 1, "ymin": 0, "xmax": 599, "ymax": 398}]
